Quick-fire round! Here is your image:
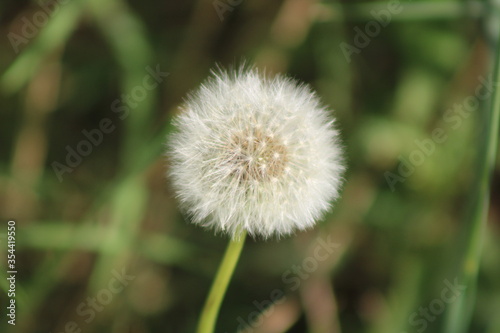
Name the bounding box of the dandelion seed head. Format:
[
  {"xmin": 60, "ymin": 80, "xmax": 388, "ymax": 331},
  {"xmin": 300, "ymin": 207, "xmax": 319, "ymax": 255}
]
[{"xmin": 167, "ymin": 67, "xmax": 344, "ymax": 238}]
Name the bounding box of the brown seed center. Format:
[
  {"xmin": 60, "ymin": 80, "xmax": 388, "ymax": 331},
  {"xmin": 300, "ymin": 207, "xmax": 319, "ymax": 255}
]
[{"xmin": 225, "ymin": 129, "xmax": 288, "ymax": 182}]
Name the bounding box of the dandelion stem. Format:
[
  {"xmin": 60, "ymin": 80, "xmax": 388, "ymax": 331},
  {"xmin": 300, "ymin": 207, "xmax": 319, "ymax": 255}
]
[
  {"xmin": 196, "ymin": 231, "xmax": 247, "ymax": 333},
  {"xmin": 443, "ymin": 32, "xmax": 500, "ymax": 333}
]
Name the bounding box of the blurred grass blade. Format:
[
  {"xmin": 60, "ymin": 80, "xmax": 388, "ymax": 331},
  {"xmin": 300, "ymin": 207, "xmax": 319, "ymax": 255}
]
[
  {"xmin": 443, "ymin": 31, "xmax": 500, "ymax": 333},
  {"xmin": 1, "ymin": 0, "xmax": 84, "ymax": 94},
  {"xmin": 86, "ymin": 0, "xmax": 156, "ymax": 166},
  {"xmin": 322, "ymin": 1, "xmax": 484, "ymax": 22},
  {"xmin": 17, "ymin": 222, "xmax": 196, "ymax": 265}
]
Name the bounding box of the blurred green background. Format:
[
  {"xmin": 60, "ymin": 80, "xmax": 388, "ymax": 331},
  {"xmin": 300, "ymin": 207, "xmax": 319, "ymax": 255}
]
[{"xmin": 0, "ymin": 0, "xmax": 499, "ymax": 332}]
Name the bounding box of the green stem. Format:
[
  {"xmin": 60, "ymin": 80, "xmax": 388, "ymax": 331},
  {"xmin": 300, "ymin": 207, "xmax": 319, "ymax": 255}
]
[
  {"xmin": 196, "ymin": 231, "xmax": 247, "ymax": 333},
  {"xmin": 443, "ymin": 30, "xmax": 500, "ymax": 333}
]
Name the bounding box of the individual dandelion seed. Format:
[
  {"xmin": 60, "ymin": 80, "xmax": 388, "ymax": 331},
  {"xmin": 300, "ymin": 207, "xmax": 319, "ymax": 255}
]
[{"xmin": 167, "ymin": 67, "xmax": 344, "ymax": 239}]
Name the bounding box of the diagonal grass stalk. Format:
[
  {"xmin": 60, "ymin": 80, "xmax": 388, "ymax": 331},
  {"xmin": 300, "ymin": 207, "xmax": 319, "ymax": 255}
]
[
  {"xmin": 443, "ymin": 32, "xmax": 500, "ymax": 333},
  {"xmin": 0, "ymin": 0, "xmax": 85, "ymax": 94},
  {"xmin": 196, "ymin": 231, "xmax": 247, "ymax": 333}
]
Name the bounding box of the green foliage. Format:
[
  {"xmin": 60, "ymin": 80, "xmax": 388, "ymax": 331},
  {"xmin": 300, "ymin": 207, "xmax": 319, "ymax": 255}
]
[{"xmin": 0, "ymin": 1, "xmax": 498, "ymax": 332}]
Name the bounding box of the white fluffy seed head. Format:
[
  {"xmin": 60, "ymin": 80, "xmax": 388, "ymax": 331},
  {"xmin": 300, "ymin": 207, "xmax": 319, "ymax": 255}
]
[{"xmin": 167, "ymin": 67, "xmax": 344, "ymax": 239}]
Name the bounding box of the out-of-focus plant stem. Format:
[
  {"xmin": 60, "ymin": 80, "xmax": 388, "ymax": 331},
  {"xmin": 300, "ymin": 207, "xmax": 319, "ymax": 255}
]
[{"xmin": 443, "ymin": 29, "xmax": 500, "ymax": 333}]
